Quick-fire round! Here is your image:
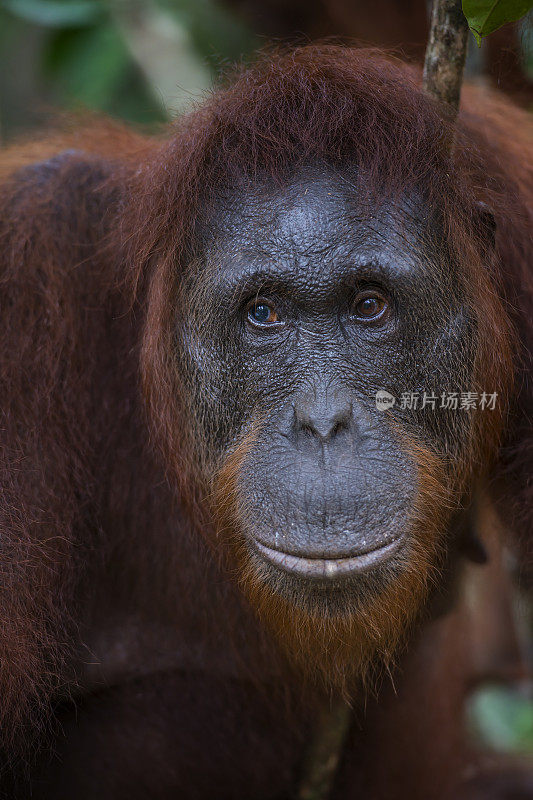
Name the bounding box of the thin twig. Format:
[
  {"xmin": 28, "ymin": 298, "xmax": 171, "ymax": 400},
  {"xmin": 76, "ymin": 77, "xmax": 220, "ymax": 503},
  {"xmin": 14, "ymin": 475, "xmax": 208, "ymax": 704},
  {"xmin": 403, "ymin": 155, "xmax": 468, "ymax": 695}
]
[{"xmin": 297, "ymin": 700, "xmax": 352, "ymax": 800}]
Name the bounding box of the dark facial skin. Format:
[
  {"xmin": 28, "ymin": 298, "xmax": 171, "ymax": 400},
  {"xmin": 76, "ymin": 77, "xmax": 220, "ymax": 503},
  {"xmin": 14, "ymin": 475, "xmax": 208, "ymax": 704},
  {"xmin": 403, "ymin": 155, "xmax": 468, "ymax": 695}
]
[{"xmin": 180, "ymin": 164, "xmax": 475, "ymax": 593}]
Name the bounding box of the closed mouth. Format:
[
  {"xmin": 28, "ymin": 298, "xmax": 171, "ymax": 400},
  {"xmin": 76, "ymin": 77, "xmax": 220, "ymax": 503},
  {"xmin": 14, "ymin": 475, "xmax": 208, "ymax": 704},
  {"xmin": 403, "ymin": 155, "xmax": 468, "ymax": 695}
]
[{"xmin": 252, "ymin": 536, "xmax": 404, "ymax": 579}]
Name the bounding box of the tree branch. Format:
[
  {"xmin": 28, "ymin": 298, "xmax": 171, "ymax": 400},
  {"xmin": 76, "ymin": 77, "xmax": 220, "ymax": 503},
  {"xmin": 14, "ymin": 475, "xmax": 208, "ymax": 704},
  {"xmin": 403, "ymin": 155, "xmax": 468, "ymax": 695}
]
[{"xmin": 423, "ymin": 0, "xmax": 470, "ymax": 115}]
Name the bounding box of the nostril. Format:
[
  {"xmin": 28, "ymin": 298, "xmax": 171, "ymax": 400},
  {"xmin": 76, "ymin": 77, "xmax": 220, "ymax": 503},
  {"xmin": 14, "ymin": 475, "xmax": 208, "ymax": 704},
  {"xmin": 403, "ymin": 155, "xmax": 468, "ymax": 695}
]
[
  {"xmin": 300, "ymin": 423, "xmax": 316, "ymax": 438},
  {"xmin": 330, "ymin": 420, "xmax": 344, "ymax": 438}
]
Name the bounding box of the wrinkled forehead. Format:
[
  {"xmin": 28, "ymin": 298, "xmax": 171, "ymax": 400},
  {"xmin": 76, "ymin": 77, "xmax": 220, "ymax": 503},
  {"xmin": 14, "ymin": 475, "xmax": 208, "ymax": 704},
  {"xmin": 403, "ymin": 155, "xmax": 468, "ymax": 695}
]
[{"xmin": 196, "ymin": 163, "xmax": 444, "ymax": 287}]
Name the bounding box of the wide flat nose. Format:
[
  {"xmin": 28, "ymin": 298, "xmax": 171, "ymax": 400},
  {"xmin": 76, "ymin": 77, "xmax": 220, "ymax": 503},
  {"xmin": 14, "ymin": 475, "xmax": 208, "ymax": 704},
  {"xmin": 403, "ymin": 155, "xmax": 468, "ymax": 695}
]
[{"xmin": 293, "ymin": 395, "xmax": 353, "ymax": 443}]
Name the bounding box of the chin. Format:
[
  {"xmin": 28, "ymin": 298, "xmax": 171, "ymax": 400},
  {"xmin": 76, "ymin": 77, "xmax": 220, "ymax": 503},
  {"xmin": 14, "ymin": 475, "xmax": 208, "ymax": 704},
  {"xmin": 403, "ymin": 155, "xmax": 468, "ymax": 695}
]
[{"xmin": 232, "ymin": 524, "xmax": 444, "ymax": 693}]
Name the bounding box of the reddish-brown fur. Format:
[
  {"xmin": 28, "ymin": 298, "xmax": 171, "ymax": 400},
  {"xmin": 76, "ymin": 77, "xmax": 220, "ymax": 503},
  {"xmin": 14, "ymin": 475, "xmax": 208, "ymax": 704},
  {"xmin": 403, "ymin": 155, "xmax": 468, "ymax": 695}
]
[{"xmin": 0, "ymin": 46, "xmax": 530, "ymax": 796}]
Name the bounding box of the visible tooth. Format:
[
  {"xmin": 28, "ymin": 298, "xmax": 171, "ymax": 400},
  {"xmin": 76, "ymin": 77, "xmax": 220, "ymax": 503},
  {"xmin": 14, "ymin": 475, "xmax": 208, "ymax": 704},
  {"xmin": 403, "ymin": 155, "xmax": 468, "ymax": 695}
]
[{"xmin": 325, "ymin": 561, "xmax": 337, "ymax": 577}]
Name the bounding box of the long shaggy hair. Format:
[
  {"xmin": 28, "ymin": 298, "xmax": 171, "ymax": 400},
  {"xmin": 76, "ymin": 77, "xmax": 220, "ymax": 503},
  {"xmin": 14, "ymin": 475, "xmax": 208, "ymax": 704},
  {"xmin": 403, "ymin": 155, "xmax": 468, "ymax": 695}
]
[{"xmin": 0, "ymin": 45, "xmax": 531, "ymax": 747}]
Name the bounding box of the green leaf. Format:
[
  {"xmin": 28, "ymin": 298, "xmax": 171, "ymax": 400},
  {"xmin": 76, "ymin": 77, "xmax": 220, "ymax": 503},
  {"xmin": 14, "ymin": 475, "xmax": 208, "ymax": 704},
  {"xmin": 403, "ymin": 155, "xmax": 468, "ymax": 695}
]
[
  {"xmin": 2, "ymin": 0, "xmax": 103, "ymax": 28},
  {"xmin": 462, "ymin": 0, "xmax": 533, "ymax": 45},
  {"xmin": 467, "ymin": 684, "xmax": 533, "ymax": 753}
]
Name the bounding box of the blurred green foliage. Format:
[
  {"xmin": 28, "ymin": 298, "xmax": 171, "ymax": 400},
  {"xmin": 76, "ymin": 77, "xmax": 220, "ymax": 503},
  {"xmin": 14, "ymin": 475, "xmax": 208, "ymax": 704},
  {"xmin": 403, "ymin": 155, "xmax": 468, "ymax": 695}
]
[
  {"xmin": 468, "ymin": 683, "xmax": 533, "ymax": 753},
  {"xmin": 44, "ymin": 19, "xmax": 164, "ymax": 122},
  {"xmin": 2, "ymin": 0, "xmax": 103, "ymax": 26},
  {"xmin": 0, "ymin": 0, "xmax": 256, "ymax": 132}
]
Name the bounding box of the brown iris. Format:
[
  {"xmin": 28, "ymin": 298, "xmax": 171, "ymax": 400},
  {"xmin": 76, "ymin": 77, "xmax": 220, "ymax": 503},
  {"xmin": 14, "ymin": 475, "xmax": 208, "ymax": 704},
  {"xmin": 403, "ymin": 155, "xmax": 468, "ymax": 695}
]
[{"xmin": 350, "ymin": 290, "xmax": 388, "ymax": 322}]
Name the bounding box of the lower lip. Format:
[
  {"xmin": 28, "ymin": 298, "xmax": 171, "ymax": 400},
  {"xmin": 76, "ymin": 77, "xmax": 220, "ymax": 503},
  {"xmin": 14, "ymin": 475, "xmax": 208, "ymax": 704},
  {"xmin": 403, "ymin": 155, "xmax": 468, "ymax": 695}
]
[{"xmin": 252, "ymin": 537, "xmax": 404, "ymax": 579}]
